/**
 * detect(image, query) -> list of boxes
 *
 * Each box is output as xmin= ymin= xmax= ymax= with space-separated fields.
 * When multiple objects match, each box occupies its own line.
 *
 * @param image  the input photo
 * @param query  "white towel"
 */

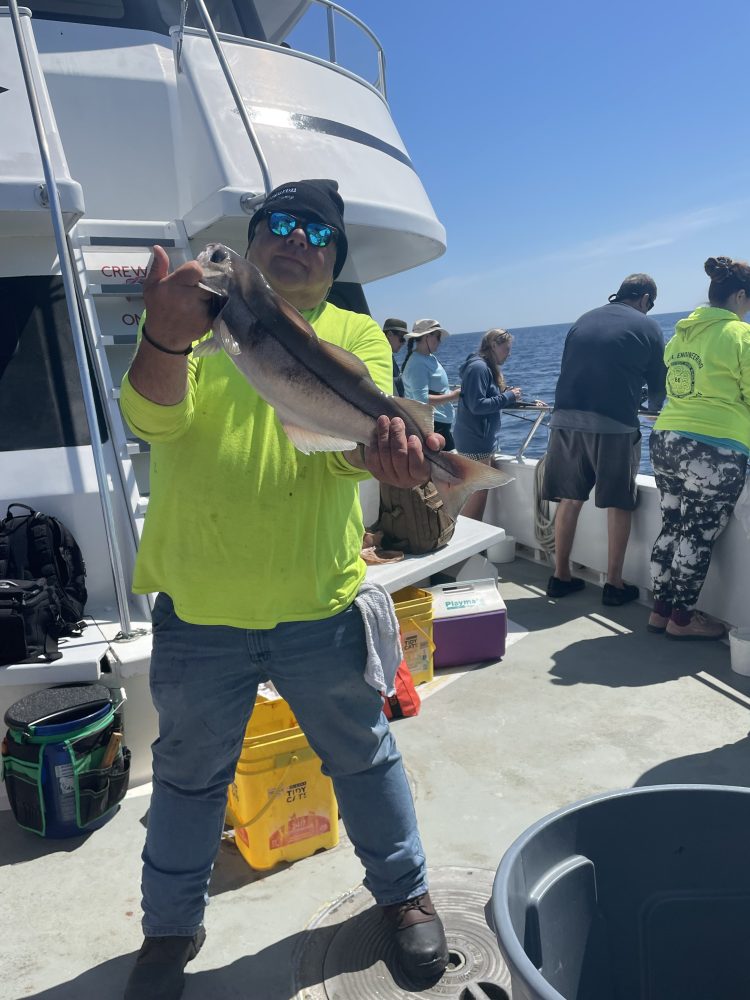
xmin=354 ymin=580 xmax=403 ymax=696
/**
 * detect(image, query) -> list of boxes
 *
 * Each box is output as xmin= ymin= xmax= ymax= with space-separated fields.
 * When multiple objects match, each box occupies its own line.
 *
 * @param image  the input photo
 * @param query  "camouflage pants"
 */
xmin=650 ymin=430 xmax=747 ymax=610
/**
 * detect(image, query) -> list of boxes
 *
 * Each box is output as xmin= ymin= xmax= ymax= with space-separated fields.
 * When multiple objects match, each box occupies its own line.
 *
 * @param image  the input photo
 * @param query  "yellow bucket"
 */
xmin=392 ymin=586 xmax=435 ymax=686
xmin=226 ymin=697 xmax=339 ymax=870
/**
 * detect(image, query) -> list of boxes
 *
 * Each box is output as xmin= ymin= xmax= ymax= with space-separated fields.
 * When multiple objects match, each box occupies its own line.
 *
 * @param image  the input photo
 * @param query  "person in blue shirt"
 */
xmin=401 ymin=319 xmax=461 ymax=450
xmin=453 ymin=329 xmax=526 ymax=520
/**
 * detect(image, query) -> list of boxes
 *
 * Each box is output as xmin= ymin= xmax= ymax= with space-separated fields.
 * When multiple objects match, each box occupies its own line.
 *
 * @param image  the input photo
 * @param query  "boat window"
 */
xmin=24 ymin=1 xmax=265 ymax=38
xmin=0 ymin=277 xmax=108 ymax=452
xmin=26 ymin=1 xmax=125 ymax=19
xmin=156 ymin=1 xmax=242 ymax=35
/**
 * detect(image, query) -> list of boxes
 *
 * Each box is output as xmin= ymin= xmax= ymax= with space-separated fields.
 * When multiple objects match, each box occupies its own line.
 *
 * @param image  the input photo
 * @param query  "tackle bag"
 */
xmin=0 ymin=503 xmax=87 ymax=665
xmin=382 ymin=659 xmax=422 ymax=721
xmin=374 ymin=481 xmax=456 ymax=556
xmin=1 ymin=683 xmax=130 ymax=837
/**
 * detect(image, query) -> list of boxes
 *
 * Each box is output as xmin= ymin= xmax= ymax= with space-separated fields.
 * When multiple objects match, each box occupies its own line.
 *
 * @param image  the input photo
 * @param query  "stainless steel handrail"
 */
xmin=502 ymin=405 xmax=661 ymax=462
xmin=176 ymin=0 xmax=388 ymax=99
xmin=310 ymin=0 xmax=388 ymax=98
xmin=175 ymin=0 xmax=388 ymax=204
xmin=7 ymin=1 xmax=135 ymax=636
xmin=186 ymin=0 xmax=273 ymax=199
xmin=505 ymin=406 xmax=552 ymax=462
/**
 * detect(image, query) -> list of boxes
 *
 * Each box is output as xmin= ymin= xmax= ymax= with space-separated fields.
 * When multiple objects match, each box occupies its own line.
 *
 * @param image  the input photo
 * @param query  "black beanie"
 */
xmin=247 ymin=178 xmax=349 ymax=279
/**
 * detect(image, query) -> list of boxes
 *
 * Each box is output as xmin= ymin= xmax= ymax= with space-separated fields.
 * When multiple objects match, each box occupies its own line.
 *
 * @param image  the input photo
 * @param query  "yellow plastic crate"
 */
xmin=226 ymin=696 xmax=339 ymax=870
xmin=246 ymin=694 xmax=299 ymax=738
xmin=392 ymin=585 xmax=435 ymax=686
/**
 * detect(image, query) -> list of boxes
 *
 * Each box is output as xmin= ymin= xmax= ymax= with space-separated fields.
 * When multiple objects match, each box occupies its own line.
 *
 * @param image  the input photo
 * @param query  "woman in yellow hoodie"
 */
xmin=649 ymin=256 xmax=750 ymax=640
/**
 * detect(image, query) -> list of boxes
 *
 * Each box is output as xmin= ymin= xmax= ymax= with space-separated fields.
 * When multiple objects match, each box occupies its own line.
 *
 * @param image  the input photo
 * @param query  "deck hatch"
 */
xmin=292 ymin=866 xmax=512 ymax=999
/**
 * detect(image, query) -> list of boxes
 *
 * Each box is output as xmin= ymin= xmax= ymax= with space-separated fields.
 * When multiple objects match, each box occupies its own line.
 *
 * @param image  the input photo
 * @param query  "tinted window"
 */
xmin=27 ymin=1 xmax=124 ymax=18
xmin=0 ymin=276 xmax=108 ymax=451
xmin=25 ymin=0 xmax=264 ymax=38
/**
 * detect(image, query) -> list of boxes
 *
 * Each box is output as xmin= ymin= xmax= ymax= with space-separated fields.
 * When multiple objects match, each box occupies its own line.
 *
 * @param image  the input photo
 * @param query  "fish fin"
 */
xmin=217 ymin=319 xmax=242 ymax=356
xmin=273 ymin=295 xmax=320 ymax=343
xmin=393 ymin=397 xmax=437 ymax=438
xmin=428 ymin=452 xmax=515 ymax=521
xmin=317 ymin=339 xmax=373 ymax=379
xmin=196 ymin=281 xmax=227 ymax=298
xmin=281 ymin=422 xmax=357 ymax=455
xmin=191 ymin=335 xmax=222 ymax=357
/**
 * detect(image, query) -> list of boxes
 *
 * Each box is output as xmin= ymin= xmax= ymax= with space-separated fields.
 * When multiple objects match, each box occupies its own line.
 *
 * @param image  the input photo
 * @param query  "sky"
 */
xmin=293 ymin=0 xmax=750 ymax=331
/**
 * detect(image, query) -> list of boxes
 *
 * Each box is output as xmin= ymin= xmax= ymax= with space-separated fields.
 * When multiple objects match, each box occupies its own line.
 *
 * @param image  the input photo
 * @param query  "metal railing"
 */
xmin=503 ymin=405 xmax=553 ymax=461
xmin=178 ymin=0 xmax=273 ymax=201
xmin=314 ymin=0 xmax=388 ymax=98
xmin=172 ymin=0 xmax=388 ymax=207
xmin=7 ymin=1 xmax=136 ymax=637
xmin=502 ymin=405 xmax=661 ymax=462
xmin=176 ymin=1 xmax=387 ymax=98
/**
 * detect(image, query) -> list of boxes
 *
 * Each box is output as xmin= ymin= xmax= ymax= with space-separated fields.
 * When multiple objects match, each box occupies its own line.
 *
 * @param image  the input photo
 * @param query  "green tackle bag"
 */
xmin=1 ymin=684 xmax=130 ymax=838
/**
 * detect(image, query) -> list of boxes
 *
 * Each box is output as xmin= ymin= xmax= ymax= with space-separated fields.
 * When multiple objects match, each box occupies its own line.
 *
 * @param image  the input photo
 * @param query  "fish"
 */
xmin=193 ymin=243 xmax=513 ymax=520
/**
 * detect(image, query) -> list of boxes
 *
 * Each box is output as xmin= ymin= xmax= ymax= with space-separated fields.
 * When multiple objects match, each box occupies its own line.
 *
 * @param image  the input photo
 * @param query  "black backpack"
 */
xmin=0 ymin=504 xmax=87 ymax=665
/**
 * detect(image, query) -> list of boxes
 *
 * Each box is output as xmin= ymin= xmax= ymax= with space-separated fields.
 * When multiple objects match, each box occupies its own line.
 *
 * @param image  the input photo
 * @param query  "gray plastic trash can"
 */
xmin=492 ymin=784 xmax=750 ymax=1000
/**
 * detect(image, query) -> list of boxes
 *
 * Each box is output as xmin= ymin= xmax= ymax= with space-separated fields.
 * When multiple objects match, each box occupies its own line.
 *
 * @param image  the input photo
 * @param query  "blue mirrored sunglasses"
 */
xmin=266 ymin=211 xmax=336 ymax=248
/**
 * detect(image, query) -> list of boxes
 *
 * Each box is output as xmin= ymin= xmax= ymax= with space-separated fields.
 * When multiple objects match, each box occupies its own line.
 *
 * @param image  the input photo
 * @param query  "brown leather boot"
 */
xmin=382 ymin=891 xmax=449 ymax=983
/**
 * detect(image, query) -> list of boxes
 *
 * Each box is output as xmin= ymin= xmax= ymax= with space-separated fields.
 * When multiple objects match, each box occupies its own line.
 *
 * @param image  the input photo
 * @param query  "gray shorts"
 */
xmin=541 ymin=428 xmax=642 ymax=510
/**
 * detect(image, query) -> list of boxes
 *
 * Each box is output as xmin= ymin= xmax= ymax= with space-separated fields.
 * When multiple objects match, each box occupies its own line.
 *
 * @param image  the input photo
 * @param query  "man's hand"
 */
xmin=141 ymin=245 xmax=214 ymax=352
xmin=359 ymin=415 xmax=444 ymax=488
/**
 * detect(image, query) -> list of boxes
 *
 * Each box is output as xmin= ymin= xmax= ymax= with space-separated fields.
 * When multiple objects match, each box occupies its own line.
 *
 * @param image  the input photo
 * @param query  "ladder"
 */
xmin=67 ymin=220 xmax=194 ymax=541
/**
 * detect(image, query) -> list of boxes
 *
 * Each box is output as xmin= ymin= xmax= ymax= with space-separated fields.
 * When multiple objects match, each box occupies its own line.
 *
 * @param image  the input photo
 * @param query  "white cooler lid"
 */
xmin=426 ymin=578 xmax=506 ymax=619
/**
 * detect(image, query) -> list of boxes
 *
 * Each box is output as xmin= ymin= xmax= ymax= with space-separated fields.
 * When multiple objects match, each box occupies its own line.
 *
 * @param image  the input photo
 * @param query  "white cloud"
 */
xmin=365 ymin=196 xmax=750 ymax=329
xmin=546 ymin=200 xmax=750 ymax=264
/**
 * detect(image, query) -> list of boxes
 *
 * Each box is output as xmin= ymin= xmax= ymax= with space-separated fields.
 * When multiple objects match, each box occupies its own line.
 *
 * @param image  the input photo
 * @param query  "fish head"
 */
xmin=195 ymin=243 xmax=280 ymax=342
xmin=196 ymin=243 xmax=248 ymax=296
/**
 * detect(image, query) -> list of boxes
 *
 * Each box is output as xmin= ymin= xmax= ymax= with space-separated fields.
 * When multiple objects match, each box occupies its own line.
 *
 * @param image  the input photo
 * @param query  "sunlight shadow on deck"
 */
xmin=19 ymin=919 xmax=360 ymax=1000
xmin=0 ymin=809 xmax=98 ymax=867
xmin=548 ymin=631 xmax=708 ymax=688
xmin=208 ymin=830 xmax=348 ymax=897
xmin=635 ymin=733 xmax=750 ymax=789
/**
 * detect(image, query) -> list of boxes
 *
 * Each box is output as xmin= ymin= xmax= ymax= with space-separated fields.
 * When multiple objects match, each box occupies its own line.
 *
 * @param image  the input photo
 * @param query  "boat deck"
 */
xmin=4 ymin=557 xmax=749 ymax=1000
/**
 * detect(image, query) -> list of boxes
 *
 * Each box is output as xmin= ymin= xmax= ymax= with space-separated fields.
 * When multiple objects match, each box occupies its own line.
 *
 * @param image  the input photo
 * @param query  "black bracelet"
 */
xmin=141 ymin=324 xmax=192 ymax=356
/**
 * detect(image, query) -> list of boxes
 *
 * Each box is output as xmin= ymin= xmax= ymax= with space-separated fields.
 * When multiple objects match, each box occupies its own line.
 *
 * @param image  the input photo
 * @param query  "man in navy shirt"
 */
xmin=542 ymin=274 xmax=666 ymax=605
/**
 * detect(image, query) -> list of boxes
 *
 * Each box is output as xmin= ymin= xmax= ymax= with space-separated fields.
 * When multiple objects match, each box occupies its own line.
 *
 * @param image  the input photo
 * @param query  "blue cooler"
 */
xmin=2 ymin=683 xmax=130 ymax=838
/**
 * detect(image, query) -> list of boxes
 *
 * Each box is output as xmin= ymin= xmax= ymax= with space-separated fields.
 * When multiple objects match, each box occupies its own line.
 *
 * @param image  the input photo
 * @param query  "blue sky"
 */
xmin=296 ymin=1 xmax=750 ymax=331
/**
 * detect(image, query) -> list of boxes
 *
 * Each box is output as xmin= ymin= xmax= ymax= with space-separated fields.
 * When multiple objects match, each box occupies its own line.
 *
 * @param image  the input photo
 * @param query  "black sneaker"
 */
xmin=123 ymin=927 xmax=206 ymax=1000
xmin=382 ymin=892 xmax=449 ymax=983
xmin=546 ymin=575 xmax=585 ymax=598
xmin=602 ymin=583 xmax=639 ymax=606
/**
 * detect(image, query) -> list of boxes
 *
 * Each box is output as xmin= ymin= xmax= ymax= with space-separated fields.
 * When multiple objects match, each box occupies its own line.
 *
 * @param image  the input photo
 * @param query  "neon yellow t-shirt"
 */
xmin=120 ymin=301 xmax=391 ymax=628
xmin=654 ymin=306 xmax=750 ymax=450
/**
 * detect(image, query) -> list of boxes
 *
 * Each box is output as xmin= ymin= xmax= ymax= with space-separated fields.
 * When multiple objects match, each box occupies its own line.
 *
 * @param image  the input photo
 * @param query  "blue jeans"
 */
xmin=141 ymin=593 xmax=427 ymax=936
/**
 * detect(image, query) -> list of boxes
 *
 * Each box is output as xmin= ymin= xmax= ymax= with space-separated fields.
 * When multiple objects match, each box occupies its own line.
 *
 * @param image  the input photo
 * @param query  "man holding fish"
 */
xmin=121 ymin=179 xmax=507 ymax=999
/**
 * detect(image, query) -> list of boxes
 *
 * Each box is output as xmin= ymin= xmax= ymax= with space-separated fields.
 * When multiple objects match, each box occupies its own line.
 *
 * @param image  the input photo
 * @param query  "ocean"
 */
xmin=395 ymin=312 xmax=687 ymax=474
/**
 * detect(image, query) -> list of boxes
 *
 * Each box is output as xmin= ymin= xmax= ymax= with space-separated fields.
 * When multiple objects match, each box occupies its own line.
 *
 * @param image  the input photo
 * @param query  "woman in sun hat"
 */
xmin=648 ymin=256 xmax=750 ymax=641
xmin=401 ymin=318 xmax=461 ymax=450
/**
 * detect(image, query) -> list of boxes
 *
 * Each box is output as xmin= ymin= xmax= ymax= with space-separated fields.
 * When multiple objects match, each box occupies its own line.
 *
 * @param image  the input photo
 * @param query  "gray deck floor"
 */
xmin=4 ymin=558 xmax=750 ymax=1000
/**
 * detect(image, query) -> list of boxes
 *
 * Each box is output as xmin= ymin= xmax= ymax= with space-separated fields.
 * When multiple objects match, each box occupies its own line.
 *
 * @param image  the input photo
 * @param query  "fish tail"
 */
xmin=428 ymin=452 xmax=514 ymax=521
